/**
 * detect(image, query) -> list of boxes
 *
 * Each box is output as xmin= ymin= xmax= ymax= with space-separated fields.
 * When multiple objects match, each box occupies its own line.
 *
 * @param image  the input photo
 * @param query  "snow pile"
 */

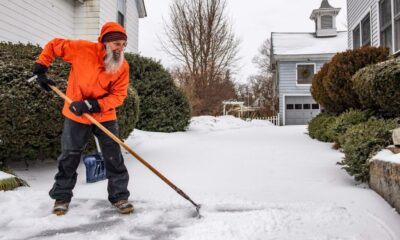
xmin=0 ymin=171 xmax=15 ymax=181
xmin=188 ymin=115 xmax=272 ymax=132
xmin=371 ymin=149 xmax=400 ymax=164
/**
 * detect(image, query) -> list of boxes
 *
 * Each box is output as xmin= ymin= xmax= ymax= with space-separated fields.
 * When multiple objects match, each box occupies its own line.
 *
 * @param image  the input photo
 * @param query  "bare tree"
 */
xmin=163 ymin=0 xmax=240 ymax=115
xmin=247 ymin=38 xmax=278 ymax=115
xmin=252 ymin=38 xmax=272 ymax=77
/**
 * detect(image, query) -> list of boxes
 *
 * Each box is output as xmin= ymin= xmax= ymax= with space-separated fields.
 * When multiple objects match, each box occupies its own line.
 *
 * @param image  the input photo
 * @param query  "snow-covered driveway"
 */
xmin=2 ymin=116 xmax=400 ymax=240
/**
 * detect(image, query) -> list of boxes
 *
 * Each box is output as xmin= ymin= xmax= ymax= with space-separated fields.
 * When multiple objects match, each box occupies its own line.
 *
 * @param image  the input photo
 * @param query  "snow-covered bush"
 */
xmin=0 ymin=42 xmax=139 ymax=164
xmin=125 ymin=53 xmax=191 ymax=132
xmin=307 ymin=112 xmax=337 ymax=142
xmin=352 ymin=58 xmax=400 ymax=118
xmin=339 ymin=118 xmax=399 ymax=182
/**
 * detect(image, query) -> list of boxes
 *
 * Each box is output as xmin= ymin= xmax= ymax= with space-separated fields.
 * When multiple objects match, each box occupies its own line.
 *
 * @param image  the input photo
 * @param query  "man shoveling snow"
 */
xmin=32 ymin=22 xmax=133 ymax=216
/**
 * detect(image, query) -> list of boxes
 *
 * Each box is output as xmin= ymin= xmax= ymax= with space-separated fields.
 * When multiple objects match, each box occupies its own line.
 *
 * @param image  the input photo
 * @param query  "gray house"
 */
xmin=347 ymin=0 xmax=399 ymax=54
xmin=270 ymin=0 xmax=347 ymax=125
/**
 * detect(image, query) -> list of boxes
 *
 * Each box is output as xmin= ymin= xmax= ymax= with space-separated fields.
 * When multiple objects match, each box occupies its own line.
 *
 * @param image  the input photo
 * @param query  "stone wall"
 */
xmin=369 ymin=158 xmax=400 ymax=212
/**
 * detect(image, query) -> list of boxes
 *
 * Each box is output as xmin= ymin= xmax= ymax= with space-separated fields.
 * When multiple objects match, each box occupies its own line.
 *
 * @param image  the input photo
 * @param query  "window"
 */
xmin=380 ymin=0 xmax=393 ymax=52
xmin=286 ymin=104 xmax=294 ymax=110
xmin=117 ymin=0 xmax=127 ymax=27
xmin=303 ymin=104 xmax=311 ymax=110
xmin=295 ymin=104 xmax=302 ymax=110
xmin=297 ymin=64 xmax=315 ymax=84
xmin=395 ymin=0 xmax=400 ymax=51
xmin=361 ymin=13 xmax=371 ymax=46
xmin=321 ymin=15 xmax=333 ymax=29
xmin=312 ymin=104 xmax=320 ymax=109
xmin=353 ymin=25 xmax=361 ymax=49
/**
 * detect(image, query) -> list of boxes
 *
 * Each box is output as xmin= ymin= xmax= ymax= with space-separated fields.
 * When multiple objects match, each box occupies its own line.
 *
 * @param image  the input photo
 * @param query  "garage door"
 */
xmin=285 ymin=96 xmax=320 ymax=125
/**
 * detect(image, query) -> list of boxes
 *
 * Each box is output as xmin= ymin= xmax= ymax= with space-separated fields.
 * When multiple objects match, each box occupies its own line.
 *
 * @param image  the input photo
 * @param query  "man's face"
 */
xmin=104 ymin=40 xmax=126 ymax=73
xmin=106 ymin=40 xmax=127 ymax=58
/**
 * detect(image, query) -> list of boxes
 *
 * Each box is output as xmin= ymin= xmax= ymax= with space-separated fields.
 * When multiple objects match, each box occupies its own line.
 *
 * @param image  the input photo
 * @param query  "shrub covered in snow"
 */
xmin=0 ymin=42 xmax=139 ymax=164
xmin=352 ymin=58 xmax=400 ymax=118
xmin=339 ymin=118 xmax=399 ymax=182
xmin=307 ymin=112 xmax=337 ymax=142
xmin=125 ymin=53 xmax=191 ymax=132
xmin=312 ymin=47 xmax=389 ymax=114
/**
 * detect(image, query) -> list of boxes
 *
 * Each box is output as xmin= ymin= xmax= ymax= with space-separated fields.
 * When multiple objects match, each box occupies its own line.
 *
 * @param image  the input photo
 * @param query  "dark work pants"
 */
xmin=49 ymin=118 xmax=130 ymax=203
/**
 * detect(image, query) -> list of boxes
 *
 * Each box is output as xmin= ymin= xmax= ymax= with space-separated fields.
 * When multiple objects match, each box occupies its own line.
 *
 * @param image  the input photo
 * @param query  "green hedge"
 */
xmin=313 ymin=47 xmax=389 ymax=114
xmin=339 ymin=118 xmax=399 ymax=182
xmin=352 ymin=58 xmax=400 ymax=118
xmin=308 ymin=112 xmax=337 ymax=142
xmin=0 ymin=42 xmax=139 ymax=164
xmin=310 ymin=63 xmax=338 ymax=113
xmin=327 ymin=109 xmax=370 ymax=146
xmin=125 ymin=53 xmax=191 ymax=132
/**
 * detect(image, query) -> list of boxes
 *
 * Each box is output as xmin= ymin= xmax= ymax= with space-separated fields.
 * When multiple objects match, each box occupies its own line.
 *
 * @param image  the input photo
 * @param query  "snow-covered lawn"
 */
xmin=1 ymin=116 xmax=400 ymax=240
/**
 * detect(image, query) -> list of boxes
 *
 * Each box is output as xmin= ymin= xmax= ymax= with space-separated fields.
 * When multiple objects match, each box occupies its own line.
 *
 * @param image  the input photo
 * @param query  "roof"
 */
xmin=271 ymin=31 xmax=348 ymax=56
xmin=320 ymin=0 xmax=333 ymax=9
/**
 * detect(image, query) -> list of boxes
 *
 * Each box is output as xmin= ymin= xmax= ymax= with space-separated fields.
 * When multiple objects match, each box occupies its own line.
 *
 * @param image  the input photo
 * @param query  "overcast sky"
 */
xmin=138 ymin=0 xmax=347 ymax=84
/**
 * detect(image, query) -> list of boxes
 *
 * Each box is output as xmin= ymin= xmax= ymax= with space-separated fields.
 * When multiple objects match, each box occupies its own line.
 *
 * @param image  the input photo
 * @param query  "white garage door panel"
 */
xmin=285 ymin=96 xmax=320 ymax=125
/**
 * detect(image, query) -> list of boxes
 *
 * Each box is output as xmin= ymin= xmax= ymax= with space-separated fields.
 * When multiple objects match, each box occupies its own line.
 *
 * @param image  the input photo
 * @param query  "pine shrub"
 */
xmin=327 ymin=109 xmax=370 ymax=146
xmin=0 ymin=42 xmax=139 ymax=164
xmin=308 ymin=112 xmax=337 ymax=142
xmin=322 ymin=47 xmax=389 ymax=114
xmin=352 ymin=58 xmax=400 ymax=118
xmin=339 ymin=118 xmax=399 ymax=182
xmin=125 ymin=53 xmax=191 ymax=132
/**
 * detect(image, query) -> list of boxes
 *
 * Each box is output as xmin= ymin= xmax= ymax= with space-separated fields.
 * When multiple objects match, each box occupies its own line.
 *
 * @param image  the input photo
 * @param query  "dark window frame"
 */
xmin=380 ymin=0 xmax=393 ymax=52
xmin=117 ymin=0 xmax=127 ymax=27
xmin=295 ymin=104 xmax=302 ymax=110
xmin=353 ymin=25 xmax=361 ymax=49
xmin=312 ymin=104 xmax=320 ymax=109
xmin=361 ymin=13 xmax=371 ymax=46
xmin=286 ymin=104 xmax=294 ymax=110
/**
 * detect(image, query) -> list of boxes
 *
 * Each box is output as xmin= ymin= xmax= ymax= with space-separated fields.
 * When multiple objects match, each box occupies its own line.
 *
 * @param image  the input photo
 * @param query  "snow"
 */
xmin=272 ymin=31 xmax=348 ymax=55
xmin=1 ymin=116 xmax=400 ymax=240
xmin=371 ymin=149 xmax=400 ymax=164
xmin=0 ymin=171 xmax=15 ymax=181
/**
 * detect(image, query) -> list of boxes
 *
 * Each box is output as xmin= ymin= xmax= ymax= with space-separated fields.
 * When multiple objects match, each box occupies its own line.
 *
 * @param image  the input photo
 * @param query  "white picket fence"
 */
xmin=247 ymin=113 xmax=281 ymax=126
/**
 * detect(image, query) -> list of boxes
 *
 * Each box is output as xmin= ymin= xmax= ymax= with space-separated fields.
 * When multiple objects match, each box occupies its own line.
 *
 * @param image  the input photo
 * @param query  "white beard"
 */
xmin=104 ymin=45 xmax=124 ymax=74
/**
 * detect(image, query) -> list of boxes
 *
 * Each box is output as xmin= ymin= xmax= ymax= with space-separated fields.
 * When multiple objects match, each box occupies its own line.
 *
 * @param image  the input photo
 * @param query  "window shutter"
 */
xmin=321 ymin=15 xmax=333 ymax=29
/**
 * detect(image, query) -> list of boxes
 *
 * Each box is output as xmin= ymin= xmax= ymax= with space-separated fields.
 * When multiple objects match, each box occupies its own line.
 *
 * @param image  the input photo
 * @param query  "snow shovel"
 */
xmin=28 ymin=76 xmax=202 ymax=218
xmin=82 ymin=136 xmax=106 ymax=183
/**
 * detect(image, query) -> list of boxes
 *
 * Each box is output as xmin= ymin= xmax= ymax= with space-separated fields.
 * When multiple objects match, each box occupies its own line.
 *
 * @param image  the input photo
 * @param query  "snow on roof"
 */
xmin=272 ymin=31 xmax=348 ymax=56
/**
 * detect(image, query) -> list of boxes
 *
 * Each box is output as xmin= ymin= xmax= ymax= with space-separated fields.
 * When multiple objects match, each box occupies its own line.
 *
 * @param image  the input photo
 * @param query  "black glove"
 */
xmin=32 ymin=63 xmax=56 ymax=91
xmin=69 ymin=99 xmax=101 ymax=116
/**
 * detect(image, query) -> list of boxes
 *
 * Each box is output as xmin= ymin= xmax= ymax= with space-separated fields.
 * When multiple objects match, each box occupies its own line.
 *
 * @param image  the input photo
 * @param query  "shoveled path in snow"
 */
xmin=2 ymin=117 xmax=400 ymax=240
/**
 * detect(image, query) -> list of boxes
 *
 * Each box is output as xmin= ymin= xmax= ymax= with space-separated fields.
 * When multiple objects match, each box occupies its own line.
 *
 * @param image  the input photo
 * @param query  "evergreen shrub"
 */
xmin=321 ymin=47 xmax=389 ymax=114
xmin=311 ymin=63 xmax=338 ymax=113
xmin=339 ymin=118 xmax=399 ymax=182
xmin=352 ymin=58 xmax=400 ymax=118
xmin=327 ymin=109 xmax=370 ymax=146
xmin=0 ymin=42 xmax=139 ymax=164
xmin=308 ymin=112 xmax=337 ymax=142
xmin=125 ymin=53 xmax=191 ymax=132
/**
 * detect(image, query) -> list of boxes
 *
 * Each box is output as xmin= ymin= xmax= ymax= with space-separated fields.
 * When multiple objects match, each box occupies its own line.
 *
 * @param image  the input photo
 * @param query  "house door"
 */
xmin=285 ymin=96 xmax=320 ymax=125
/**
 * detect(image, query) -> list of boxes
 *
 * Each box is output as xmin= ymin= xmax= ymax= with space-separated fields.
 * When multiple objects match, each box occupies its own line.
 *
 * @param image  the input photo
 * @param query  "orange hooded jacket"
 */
xmin=36 ymin=22 xmax=130 ymax=124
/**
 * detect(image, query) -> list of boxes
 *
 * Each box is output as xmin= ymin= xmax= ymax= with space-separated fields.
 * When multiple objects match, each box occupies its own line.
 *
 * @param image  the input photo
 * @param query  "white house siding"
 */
xmin=0 ymin=0 xmax=75 ymax=46
xmin=73 ymin=0 xmax=100 ymax=41
xmin=99 ymin=0 xmax=139 ymax=53
xmin=278 ymin=60 xmax=327 ymax=125
xmin=347 ymin=0 xmax=379 ymax=49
